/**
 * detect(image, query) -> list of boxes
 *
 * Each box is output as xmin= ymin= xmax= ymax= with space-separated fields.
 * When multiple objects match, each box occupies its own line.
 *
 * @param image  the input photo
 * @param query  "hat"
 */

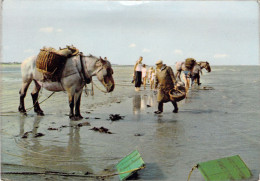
xmin=155 ymin=60 xmax=163 ymax=65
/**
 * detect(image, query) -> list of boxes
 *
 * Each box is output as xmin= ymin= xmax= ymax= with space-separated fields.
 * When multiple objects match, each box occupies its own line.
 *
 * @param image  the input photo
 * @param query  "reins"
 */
xmin=82 ymin=56 xmax=109 ymax=95
xmin=79 ymin=54 xmax=91 ymax=84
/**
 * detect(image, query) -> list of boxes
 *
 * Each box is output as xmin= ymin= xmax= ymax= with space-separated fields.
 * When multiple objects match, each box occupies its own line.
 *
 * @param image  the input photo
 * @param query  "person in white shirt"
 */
xmin=142 ymin=64 xmax=147 ymax=89
xmin=148 ymin=67 xmax=153 ymax=84
xmin=133 ymin=56 xmax=143 ymax=91
xmin=150 ymin=69 xmax=156 ymax=90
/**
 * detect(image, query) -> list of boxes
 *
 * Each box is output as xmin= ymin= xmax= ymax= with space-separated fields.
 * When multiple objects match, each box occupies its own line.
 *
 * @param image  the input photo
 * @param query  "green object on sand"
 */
xmin=116 ymin=150 xmax=145 ymax=180
xmin=198 ymin=155 xmax=252 ymax=181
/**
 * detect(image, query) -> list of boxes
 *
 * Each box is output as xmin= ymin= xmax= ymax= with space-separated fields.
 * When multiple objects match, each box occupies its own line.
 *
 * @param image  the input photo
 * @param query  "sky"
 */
xmin=2 ymin=0 xmax=259 ymax=65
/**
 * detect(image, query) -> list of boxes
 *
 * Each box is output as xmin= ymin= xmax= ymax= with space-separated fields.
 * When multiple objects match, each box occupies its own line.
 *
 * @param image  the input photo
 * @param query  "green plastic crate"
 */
xmin=198 ymin=155 xmax=252 ymax=181
xmin=116 ymin=150 xmax=145 ymax=180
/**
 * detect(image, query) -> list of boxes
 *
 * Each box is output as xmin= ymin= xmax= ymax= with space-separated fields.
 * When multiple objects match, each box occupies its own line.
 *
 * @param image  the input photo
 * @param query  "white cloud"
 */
xmin=142 ymin=48 xmax=151 ymax=53
xmin=56 ymin=29 xmax=63 ymax=33
xmin=174 ymin=49 xmax=183 ymax=55
xmin=24 ymin=49 xmax=34 ymax=53
xmin=119 ymin=1 xmax=150 ymax=6
xmin=129 ymin=43 xmax=136 ymax=48
xmin=214 ymin=54 xmax=228 ymax=59
xmin=39 ymin=27 xmax=54 ymax=33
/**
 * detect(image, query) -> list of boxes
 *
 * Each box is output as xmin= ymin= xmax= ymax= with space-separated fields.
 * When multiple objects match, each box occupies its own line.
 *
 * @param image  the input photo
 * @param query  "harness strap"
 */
xmin=80 ymin=54 xmax=91 ymax=84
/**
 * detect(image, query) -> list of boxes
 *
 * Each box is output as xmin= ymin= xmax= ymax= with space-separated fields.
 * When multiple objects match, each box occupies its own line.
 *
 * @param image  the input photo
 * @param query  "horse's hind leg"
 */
xmin=18 ymin=80 xmax=32 ymax=114
xmin=67 ymin=90 xmax=75 ymax=119
xmin=74 ymin=90 xmax=83 ymax=120
xmin=31 ymin=80 xmax=44 ymax=116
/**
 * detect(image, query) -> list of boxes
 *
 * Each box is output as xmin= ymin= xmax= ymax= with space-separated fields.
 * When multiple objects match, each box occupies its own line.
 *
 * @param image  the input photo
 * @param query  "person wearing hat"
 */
xmin=133 ymin=56 xmax=143 ymax=91
xmin=154 ymin=60 xmax=178 ymax=114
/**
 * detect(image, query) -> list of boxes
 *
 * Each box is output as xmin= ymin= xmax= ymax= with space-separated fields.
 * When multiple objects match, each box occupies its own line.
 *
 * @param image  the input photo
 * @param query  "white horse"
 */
xmin=18 ymin=54 xmax=115 ymax=120
xmin=175 ymin=61 xmax=211 ymax=81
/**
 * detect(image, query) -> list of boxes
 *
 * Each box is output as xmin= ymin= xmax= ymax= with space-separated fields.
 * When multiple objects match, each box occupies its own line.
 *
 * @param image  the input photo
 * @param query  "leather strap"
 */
xmin=80 ymin=54 xmax=91 ymax=84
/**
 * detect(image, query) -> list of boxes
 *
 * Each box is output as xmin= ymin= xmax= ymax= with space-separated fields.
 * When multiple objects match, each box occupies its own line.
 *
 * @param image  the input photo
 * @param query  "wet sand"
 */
xmin=1 ymin=65 xmax=260 ymax=181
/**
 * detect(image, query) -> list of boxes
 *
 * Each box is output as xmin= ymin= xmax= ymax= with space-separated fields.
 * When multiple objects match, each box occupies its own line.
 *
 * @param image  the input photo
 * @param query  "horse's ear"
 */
xmin=99 ymin=56 xmax=107 ymax=64
xmin=206 ymin=61 xmax=209 ymax=64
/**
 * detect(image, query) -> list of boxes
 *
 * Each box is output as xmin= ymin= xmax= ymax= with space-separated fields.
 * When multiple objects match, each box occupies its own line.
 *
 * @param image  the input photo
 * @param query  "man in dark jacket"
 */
xmin=154 ymin=60 xmax=178 ymax=114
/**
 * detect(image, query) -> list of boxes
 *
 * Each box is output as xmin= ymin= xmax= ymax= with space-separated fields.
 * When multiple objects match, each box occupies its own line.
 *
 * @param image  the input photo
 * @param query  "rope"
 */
xmin=0 ymin=91 xmax=55 ymax=116
xmin=92 ymin=81 xmax=108 ymax=94
xmin=26 ymin=91 xmax=55 ymax=112
xmin=187 ymin=164 xmax=198 ymax=181
xmin=1 ymin=164 xmax=145 ymax=179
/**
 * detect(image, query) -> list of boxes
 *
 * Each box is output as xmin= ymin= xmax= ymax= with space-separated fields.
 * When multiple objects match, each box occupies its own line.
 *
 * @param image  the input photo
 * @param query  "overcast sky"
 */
xmin=2 ymin=0 xmax=259 ymax=65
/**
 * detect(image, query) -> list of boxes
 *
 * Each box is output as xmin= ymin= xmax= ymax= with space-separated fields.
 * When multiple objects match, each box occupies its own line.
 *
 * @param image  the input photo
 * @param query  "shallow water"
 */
xmin=1 ymin=64 xmax=260 ymax=180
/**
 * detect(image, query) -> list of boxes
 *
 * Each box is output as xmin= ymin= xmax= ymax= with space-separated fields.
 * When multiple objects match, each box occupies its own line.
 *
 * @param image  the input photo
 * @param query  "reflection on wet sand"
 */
xmin=133 ymin=94 xmax=141 ymax=114
xmin=133 ymin=92 xmax=157 ymax=115
xmin=18 ymin=115 xmax=92 ymax=173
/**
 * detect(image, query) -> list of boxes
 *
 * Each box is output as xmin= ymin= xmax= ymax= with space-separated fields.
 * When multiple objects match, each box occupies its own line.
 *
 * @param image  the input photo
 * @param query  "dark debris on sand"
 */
xmin=47 ymin=127 xmax=58 ymax=131
xmin=77 ymin=122 xmax=91 ymax=127
xmin=21 ymin=131 xmax=32 ymax=138
xmin=90 ymin=127 xmax=113 ymax=134
xmin=48 ymin=122 xmax=91 ymax=131
xmin=34 ymin=133 xmax=45 ymax=138
xmin=109 ymin=114 xmax=125 ymax=121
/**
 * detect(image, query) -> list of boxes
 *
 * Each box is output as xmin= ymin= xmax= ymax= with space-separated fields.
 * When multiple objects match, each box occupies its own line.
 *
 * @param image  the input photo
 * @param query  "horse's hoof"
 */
xmin=154 ymin=110 xmax=162 ymax=114
xmin=173 ymin=109 xmax=178 ymax=113
xmin=74 ymin=115 xmax=83 ymax=121
xmin=76 ymin=114 xmax=83 ymax=119
xmin=70 ymin=116 xmax=81 ymax=121
xmin=18 ymin=107 xmax=26 ymax=113
xmin=20 ymin=112 xmax=27 ymax=116
xmin=37 ymin=111 xmax=44 ymax=116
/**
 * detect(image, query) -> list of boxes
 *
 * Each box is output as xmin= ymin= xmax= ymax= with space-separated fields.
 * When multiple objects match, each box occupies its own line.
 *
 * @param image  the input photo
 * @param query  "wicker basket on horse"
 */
xmin=185 ymin=58 xmax=196 ymax=69
xmin=36 ymin=48 xmax=67 ymax=76
xmin=169 ymin=88 xmax=186 ymax=102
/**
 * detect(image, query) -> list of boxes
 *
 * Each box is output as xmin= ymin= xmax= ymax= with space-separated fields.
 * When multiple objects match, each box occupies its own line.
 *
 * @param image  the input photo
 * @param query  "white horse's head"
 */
xmin=94 ymin=57 xmax=115 ymax=92
xmin=198 ymin=61 xmax=211 ymax=72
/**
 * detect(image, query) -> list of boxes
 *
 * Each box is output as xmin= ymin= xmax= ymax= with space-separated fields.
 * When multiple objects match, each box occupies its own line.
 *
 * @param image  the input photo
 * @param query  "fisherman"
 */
xmin=154 ymin=60 xmax=178 ymax=114
xmin=183 ymin=58 xmax=196 ymax=92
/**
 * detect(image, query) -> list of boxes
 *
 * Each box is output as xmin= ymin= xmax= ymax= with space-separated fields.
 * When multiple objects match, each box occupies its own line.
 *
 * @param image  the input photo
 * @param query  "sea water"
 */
xmin=1 ymin=64 xmax=260 ymax=180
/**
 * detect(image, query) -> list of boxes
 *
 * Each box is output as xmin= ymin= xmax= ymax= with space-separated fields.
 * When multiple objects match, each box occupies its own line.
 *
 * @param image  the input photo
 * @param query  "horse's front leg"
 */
xmin=68 ymin=93 xmax=75 ymax=119
xmin=31 ymin=80 xmax=44 ymax=116
xmin=197 ymin=74 xmax=201 ymax=85
xmin=74 ymin=90 xmax=83 ymax=120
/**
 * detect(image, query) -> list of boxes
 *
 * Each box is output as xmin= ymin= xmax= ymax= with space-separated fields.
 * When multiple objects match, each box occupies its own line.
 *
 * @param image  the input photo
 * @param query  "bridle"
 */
xmin=95 ymin=58 xmax=113 ymax=76
xmin=200 ymin=62 xmax=211 ymax=72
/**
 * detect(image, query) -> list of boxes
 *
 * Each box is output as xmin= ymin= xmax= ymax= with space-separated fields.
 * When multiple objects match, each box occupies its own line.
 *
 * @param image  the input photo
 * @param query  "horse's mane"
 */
xmin=82 ymin=54 xmax=97 ymax=58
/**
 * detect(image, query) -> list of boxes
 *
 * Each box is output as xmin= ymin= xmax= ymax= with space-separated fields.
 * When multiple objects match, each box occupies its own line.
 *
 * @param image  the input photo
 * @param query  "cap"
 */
xmin=155 ymin=60 xmax=163 ymax=65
